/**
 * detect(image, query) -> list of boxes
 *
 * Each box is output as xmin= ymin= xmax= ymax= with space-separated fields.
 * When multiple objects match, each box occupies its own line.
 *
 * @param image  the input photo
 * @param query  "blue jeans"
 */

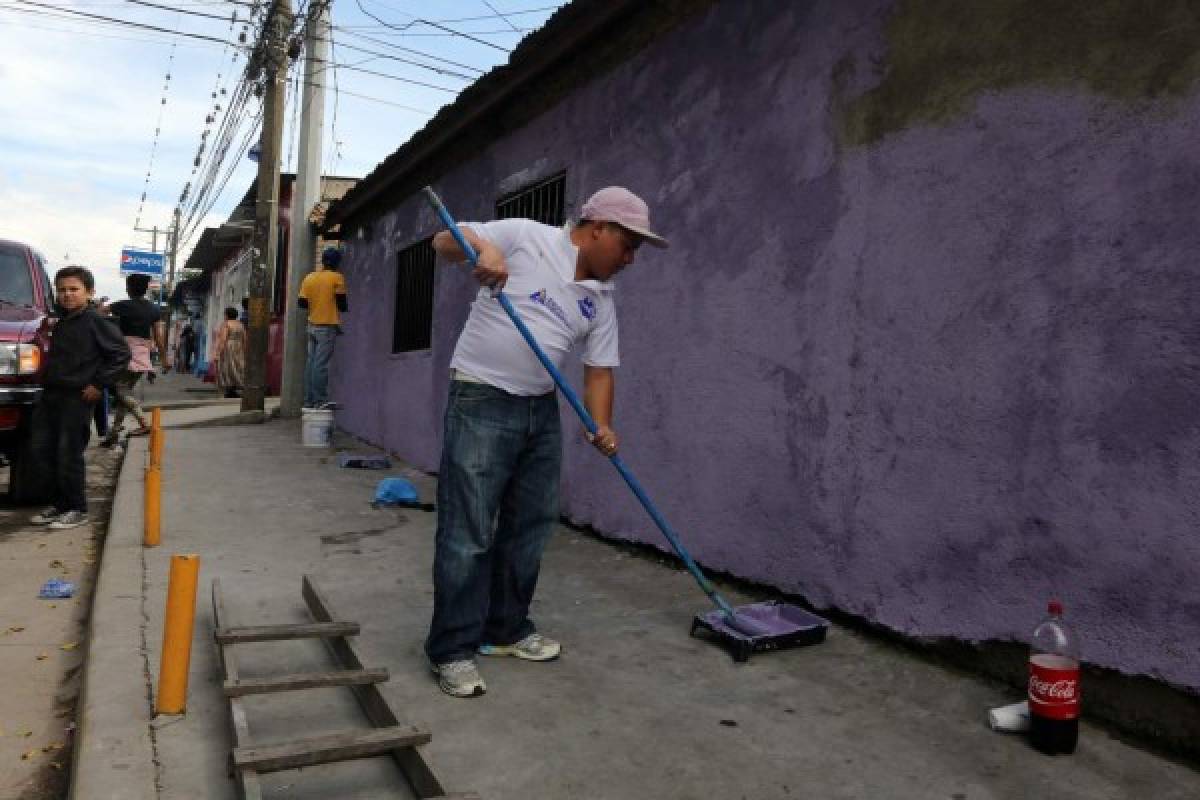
xmin=304 ymin=324 xmax=338 ymax=407
xmin=425 ymin=381 xmax=562 ymax=665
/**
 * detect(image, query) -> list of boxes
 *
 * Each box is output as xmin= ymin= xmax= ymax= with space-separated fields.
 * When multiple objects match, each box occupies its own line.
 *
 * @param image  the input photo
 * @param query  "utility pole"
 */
xmin=163 ymin=208 xmax=182 ymax=365
xmin=167 ymin=208 xmax=181 ymax=290
xmin=242 ymin=0 xmax=293 ymax=412
xmin=280 ymin=0 xmax=330 ymax=417
xmin=134 ymin=225 xmax=161 ymax=253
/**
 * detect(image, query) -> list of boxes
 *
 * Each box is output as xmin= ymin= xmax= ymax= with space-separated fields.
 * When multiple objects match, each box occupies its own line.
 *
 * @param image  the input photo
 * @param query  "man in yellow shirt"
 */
xmin=297 ymin=247 xmax=348 ymax=409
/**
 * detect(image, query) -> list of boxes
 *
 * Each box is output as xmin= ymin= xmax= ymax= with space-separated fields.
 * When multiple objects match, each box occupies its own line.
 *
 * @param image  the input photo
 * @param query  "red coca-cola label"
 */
xmin=1029 ymin=654 xmax=1080 ymax=720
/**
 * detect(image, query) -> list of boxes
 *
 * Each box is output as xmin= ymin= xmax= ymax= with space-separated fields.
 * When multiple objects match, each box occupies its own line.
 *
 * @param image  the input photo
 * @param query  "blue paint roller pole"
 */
xmin=422 ymin=187 xmax=769 ymax=639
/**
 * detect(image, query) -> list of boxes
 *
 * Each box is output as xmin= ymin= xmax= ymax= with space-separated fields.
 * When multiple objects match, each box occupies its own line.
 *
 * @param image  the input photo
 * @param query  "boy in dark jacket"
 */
xmin=30 ymin=266 xmax=129 ymax=529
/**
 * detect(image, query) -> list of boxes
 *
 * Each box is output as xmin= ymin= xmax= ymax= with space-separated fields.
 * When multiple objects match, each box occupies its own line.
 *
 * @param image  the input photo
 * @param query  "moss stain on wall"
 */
xmin=841 ymin=0 xmax=1200 ymax=146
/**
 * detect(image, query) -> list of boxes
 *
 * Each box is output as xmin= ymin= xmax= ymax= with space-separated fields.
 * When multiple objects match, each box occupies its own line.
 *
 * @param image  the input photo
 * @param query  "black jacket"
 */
xmin=44 ymin=307 xmax=130 ymax=390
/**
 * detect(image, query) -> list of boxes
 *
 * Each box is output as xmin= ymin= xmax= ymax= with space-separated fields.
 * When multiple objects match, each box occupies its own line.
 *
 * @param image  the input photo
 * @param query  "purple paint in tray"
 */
xmin=690 ymin=601 xmax=828 ymax=662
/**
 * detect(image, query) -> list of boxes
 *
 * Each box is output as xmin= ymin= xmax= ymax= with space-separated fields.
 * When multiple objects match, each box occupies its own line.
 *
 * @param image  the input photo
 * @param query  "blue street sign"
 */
xmin=120 ymin=248 xmax=165 ymax=277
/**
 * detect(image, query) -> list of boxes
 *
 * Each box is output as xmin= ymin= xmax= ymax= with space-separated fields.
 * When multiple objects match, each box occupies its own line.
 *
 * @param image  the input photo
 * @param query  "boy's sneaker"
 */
xmin=49 ymin=511 xmax=89 ymax=530
xmin=30 ymin=507 xmax=61 ymax=525
xmin=431 ymin=659 xmax=486 ymax=698
xmin=478 ymin=633 xmax=561 ymax=662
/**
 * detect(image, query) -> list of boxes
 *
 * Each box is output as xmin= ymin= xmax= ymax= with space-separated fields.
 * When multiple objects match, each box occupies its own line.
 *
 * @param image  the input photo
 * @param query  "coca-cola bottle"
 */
xmin=1028 ymin=599 xmax=1080 ymax=754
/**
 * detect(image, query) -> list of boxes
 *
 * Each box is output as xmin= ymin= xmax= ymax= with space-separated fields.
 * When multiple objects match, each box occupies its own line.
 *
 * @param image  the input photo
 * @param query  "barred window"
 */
xmin=393 ymin=237 xmax=436 ymax=353
xmin=495 ymin=171 xmax=566 ymax=227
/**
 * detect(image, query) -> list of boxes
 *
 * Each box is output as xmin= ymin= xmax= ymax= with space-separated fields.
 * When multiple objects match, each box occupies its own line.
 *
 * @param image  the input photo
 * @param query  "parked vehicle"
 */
xmin=0 ymin=238 xmax=56 ymax=504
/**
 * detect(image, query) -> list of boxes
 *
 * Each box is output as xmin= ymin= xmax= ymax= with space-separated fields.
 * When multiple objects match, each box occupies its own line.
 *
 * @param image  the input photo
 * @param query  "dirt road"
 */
xmin=0 ymin=443 xmax=122 ymax=799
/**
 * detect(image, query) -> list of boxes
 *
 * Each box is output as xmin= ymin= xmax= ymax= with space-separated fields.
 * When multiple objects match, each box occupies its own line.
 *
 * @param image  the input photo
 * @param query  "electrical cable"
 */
xmin=120 ymin=0 xmax=232 ymax=21
xmin=482 ymin=0 xmax=521 ymax=34
xmin=0 ymin=3 xmax=229 ymax=47
xmin=307 ymin=33 xmax=475 ymax=80
xmin=323 ymin=18 xmax=340 ymax=177
xmin=11 ymin=0 xmax=244 ymax=45
xmin=132 ymin=41 xmax=177 ymax=234
xmin=331 ymin=26 xmax=484 ymax=75
xmin=354 ymin=0 xmax=510 ymax=53
xmin=173 ymin=1 xmax=250 ymax=230
xmin=306 ymin=82 xmax=430 ymax=114
xmin=306 ymin=57 xmax=458 ymax=93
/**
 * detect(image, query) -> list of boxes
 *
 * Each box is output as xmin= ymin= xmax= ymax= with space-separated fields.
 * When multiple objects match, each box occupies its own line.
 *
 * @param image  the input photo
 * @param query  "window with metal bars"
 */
xmin=495 ymin=171 xmax=567 ymax=227
xmin=393 ymin=237 xmax=436 ymax=353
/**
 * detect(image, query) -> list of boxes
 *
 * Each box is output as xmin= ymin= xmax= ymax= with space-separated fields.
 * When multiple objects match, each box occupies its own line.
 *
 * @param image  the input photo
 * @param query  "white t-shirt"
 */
xmin=450 ymin=218 xmax=619 ymax=396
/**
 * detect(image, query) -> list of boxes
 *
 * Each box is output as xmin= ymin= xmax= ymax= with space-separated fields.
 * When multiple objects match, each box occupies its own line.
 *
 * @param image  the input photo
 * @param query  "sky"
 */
xmin=0 ymin=0 xmax=566 ymax=301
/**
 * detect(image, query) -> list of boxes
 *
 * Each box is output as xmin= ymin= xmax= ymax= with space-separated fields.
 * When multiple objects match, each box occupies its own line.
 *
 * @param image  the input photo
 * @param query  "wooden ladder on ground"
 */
xmin=212 ymin=575 xmax=478 ymax=799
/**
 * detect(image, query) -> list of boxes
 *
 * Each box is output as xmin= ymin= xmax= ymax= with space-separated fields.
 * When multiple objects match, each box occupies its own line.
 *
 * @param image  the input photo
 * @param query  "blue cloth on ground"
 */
xmin=39 ymin=579 xmax=76 ymax=598
xmin=374 ymin=477 xmax=420 ymax=506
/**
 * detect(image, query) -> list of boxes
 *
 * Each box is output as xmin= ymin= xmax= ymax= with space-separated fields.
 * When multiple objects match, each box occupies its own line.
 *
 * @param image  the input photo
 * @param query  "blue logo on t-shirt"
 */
xmin=530 ymin=289 xmax=569 ymax=326
xmin=578 ymin=296 xmax=596 ymax=320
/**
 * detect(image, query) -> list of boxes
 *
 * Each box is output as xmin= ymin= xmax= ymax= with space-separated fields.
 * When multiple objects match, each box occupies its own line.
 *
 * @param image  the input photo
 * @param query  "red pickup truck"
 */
xmin=0 ymin=238 xmax=56 ymax=504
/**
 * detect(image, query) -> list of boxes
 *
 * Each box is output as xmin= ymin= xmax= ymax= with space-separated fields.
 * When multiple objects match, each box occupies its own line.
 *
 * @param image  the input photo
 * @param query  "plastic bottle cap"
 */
xmin=1048 ymin=599 xmax=1063 ymax=615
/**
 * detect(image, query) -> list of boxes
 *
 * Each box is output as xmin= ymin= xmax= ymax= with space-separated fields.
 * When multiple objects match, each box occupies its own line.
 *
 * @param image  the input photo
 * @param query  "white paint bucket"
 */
xmin=301 ymin=408 xmax=334 ymax=447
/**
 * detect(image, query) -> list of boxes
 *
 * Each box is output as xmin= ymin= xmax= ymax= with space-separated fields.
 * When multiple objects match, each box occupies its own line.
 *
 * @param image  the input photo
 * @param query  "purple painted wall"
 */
xmin=334 ymin=1 xmax=1200 ymax=692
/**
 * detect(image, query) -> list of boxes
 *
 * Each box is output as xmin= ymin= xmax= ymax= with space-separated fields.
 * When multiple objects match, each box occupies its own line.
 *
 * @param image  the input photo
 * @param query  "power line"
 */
xmin=332 ymin=26 xmax=484 ymax=75
xmin=174 ymin=1 xmax=248 ymax=228
xmin=0 ymin=4 xmax=229 ymax=48
xmin=309 ymin=32 xmax=476 ymax=80
xmin=10 ymin=0 xmax=245 ymax=45
xmin=132 ymin=41 xmax=177 ymax=233
xmin=307 ymin=56 xmax=459 ymax=93
xmin=342 ymin=27 xmax=531 ymax=36
xmin=307 ymin=82 xmax=430 ymax=114
xmin=424 ymin=4 xmax=561 ymax=26
xmin=354 ymin=0 xmax=510 ymax=53
xmin=482 ymin=1 xmax=521 ymax=34
xmin=120 ymin=0 xmax=234 ymax=21
xmin=323 ymin=19 xmax=340 ymax=177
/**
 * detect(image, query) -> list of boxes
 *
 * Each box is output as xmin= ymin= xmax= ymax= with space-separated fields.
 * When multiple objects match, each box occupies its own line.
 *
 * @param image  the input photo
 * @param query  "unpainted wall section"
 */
xmin=333 ymin=0 xmax=1200 ymax=692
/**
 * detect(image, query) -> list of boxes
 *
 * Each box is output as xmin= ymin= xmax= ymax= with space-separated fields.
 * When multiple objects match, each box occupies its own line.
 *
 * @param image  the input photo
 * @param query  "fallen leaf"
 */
xmin=5 ymin=626 xmax=24 ymax=634
xmin=48 ymin=604 xmax=57 ymax=609
xmin=50 ymin=762 xmax=63 ymax=770
xmin=18 ymin=730 xmax=32 ymax=738
xmin=60 ymin=642 xmax=78 ymax=652
xmin=36 ymin=653 xmax=48 ymax=661
xmin=21 ymin=749 xmax=37 ymax=761
xmin=49 ymin=559 xmax=64 ymax=569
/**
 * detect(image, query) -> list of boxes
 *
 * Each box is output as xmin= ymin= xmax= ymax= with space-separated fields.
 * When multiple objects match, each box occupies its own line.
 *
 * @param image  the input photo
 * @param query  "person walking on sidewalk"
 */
xmin=298 ymin=246 xmax=348 ymax=409
xmin=424 ymin=187 xmax=668 ymax=698
xmin=103 ymin=273 xmax=168 ymax=445
xmin=178 ymin=322 xmax=196 ymax=373
xmin=31 ymin=266 xmax=129 ymax=530
xmin=213 ymin=307 xmax=246 ymax=398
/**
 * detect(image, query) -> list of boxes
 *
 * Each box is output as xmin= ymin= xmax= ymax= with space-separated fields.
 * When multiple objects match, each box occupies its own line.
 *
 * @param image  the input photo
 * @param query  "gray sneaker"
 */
xmin=30 ymin=507 xmax=61 ymax=525
xmin=432 ymin=659 xmax=486 ymax=698
xmin=478 ymin=633 xmax=561 ymax=662
xmin=49 ymin=511 xmax=89 ymax=530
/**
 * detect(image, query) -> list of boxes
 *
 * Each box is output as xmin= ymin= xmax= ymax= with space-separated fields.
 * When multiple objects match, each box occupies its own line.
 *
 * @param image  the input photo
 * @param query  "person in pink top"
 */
xmin=102 ymin=273 xmax=168 ymax=444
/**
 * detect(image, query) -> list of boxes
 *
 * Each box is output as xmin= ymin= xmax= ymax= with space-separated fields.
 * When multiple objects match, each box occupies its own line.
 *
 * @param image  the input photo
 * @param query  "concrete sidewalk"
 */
xmin=72 ymin=412 xmax=1198 ymax=799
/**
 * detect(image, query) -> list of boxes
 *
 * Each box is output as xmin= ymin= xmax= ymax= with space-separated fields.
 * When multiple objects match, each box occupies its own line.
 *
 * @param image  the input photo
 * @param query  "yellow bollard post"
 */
xmin=144 ymin=466 xmax=161 ymax=547
xmin=150 ymin=427 xmax=165 ymax=468
xmin=149 ymin=407 xmax=164 ymax=467
xmin=156 ymin=554 xmax=200 ymax=715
